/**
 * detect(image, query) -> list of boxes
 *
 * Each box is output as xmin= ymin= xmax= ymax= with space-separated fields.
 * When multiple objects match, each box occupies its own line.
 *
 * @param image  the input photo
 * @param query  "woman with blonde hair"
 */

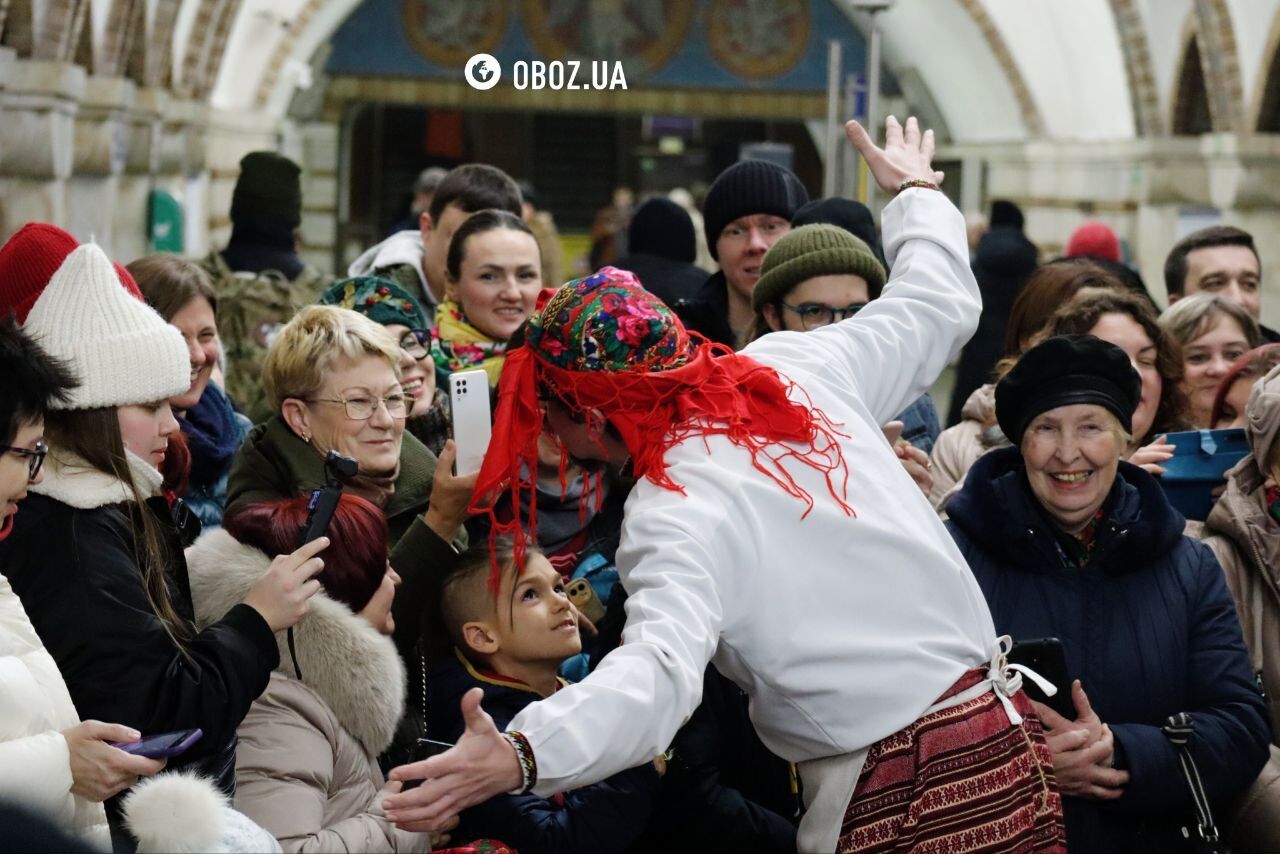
xmin=224 ymin=304 xmax=475 ymax=765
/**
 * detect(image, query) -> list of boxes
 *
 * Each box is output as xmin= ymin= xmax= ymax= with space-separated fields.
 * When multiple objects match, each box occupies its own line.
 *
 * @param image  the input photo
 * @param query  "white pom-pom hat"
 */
xmin=24 ymin=243 xmax=191 ymax=410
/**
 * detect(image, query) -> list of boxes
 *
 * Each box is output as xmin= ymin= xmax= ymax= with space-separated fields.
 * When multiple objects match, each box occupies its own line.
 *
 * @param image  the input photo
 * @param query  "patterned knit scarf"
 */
xmin=472 ymin=267 xmax=853 ymax=589
xmin=431 ymin=299 xmax=508 ymax=385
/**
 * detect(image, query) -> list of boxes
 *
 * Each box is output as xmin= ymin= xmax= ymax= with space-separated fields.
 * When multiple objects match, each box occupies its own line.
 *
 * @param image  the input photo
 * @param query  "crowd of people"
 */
xmin=0 ymin=114 xmax=1278 ymax=853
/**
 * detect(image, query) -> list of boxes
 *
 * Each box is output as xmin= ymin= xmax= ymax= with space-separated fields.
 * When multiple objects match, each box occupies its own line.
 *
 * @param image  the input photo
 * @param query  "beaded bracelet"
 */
xmin=503 ymin=731 xmax=537 ymax=795
xmin=898 ymin=178 xmax=941 ymax=194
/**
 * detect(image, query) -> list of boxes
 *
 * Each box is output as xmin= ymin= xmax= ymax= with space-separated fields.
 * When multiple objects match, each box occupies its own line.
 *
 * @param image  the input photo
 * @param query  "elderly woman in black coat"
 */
xmin=945 ymin=334 xmax=1270 ymax=852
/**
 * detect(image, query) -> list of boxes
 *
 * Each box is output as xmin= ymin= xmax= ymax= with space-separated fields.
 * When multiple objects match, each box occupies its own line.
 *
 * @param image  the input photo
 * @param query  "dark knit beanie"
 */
xmin=703 ymin=160 xmax=809 ymax=260
xmin=792 ymin=198 xmax=882 ymax=259
xmin=230 ymin=152 xmax=303 ymax=228
xmin=989 ymin=199 xmax=1025 ymax=231
xmin=996 ymin=334 xmax=1141 ymax=447
xmin=628 ymin=198 xmax=695 ymax=263
xmin=319 ymin=277 xmax=427 ymax=330
xmin=752 ymin=224 xmax=886 ymax=312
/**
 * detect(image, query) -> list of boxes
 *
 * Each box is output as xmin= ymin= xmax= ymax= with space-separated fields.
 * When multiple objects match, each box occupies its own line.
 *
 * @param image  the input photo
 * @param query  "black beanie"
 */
xmin=628 ymin=198 xmax=695 ymax=263
xmin=989 ymin=199 xmax=1025 ymax=231
xmin=703 ymin=160 xmax=809 ymax=260
xmin=792 ymin=197 xmax=885 ymax=265
xmin=996 ymin=335 xmax=1141 ymax=447
xmin=231 ymin=152 xmax=303 ymax=228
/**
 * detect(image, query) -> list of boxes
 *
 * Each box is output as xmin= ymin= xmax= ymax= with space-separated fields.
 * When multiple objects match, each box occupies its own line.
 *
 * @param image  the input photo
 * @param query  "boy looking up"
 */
xmin=429 ymin=540 xmax=656 ymax=853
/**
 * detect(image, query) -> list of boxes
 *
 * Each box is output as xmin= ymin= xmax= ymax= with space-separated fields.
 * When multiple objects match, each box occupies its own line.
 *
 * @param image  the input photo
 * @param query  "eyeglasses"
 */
xmin=306 ymin=394 xmax=409 ymax=421
xmin=398 ymin=329 xmax=431 ymax=361
xmin=3 ymin=440 xmax=48 ymax=480
xmin=781 ymin=301 xmax=868 ymax=330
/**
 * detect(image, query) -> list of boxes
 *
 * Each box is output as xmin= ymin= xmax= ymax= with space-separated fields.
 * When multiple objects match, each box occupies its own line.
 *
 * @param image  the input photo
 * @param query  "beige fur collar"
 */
xmin=184 ymin=529 xmax=405 ymax=754
xmin=30 ymin=446 xmax=164 ymax=509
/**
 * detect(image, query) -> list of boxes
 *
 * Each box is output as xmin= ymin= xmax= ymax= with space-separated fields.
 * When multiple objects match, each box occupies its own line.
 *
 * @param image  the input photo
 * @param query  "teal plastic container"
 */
xmin=1158 ymin=429 xmax=1250 ymax=521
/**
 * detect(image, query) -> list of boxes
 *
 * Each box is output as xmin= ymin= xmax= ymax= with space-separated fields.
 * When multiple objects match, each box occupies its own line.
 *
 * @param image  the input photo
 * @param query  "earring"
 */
xmin=300 ymin=432 xmax=310 ymax=443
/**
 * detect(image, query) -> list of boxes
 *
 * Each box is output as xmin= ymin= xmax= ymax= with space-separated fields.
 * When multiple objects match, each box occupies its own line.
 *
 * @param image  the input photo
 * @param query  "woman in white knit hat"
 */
xmin=0 ymin=244 xmax=328 ymax=844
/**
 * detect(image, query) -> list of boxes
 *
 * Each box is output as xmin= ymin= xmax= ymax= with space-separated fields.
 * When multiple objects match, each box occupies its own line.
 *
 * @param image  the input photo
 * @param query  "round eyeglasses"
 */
xmin=780 ymin=301 xmax=868 ymax=330
xmin=399 ymin=329 xmax=431 ymax=361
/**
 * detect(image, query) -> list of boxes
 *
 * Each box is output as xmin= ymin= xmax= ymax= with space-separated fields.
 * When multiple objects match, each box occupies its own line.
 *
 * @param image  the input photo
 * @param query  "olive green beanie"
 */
xmin=752 ymin=223 xmax=887 ymax=312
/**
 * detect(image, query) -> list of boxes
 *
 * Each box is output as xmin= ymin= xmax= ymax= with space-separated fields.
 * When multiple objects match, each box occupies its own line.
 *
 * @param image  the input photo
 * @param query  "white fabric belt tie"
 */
xmin=796 ymin=637 xmax=1059 ymax=852
xmin=922 ymin=636 xmax=1059 ymax=725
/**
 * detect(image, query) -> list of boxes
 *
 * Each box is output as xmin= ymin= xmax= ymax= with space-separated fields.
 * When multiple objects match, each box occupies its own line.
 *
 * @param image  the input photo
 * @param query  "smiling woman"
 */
xmin=435 ymin=209 xmax=544 ymax=388
xmin=0 ymin=244 xmax=331 ymax=831
xmin=225 ymin=304 xmax=478 ymax=768
xmin=1160 ymin=293 xmax=1262 ymax=428
xmin=944 ymin=333 xmax=1271 ymax=850
xmin=319 ymin=276 xmax=452 ymax=456
xmin=130 ymin=254 xmax=253 ymax=529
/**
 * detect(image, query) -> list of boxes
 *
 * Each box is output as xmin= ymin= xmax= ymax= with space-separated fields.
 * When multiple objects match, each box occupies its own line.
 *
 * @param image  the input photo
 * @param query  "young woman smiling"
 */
xmin=432 ymin=210 xmax=544 ymax=388
xmin=1160 ymin=293 xmax=1262 ymax=428
xmin=130 ymin=254 xmax=253 ymax=528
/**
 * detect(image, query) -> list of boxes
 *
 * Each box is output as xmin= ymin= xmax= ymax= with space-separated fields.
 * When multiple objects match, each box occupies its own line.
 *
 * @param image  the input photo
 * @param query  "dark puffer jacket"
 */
xmin=945 ymin=446 xmax=1270 ymax=852
xmin=427 ymin=649 xmax=657 ymax=853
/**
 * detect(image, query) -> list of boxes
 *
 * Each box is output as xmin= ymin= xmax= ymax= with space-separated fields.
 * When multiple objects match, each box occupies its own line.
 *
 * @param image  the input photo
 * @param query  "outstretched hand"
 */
xmin=845 ymin=115 xmax=944 ymax=196
xmin=383 ymin=688 xmax=523 ymax=832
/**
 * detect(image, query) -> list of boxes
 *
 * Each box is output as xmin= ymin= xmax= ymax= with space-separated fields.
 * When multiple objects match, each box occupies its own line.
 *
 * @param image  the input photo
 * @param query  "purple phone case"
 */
xmin=113 ymin=728 xmax=203 ymax=759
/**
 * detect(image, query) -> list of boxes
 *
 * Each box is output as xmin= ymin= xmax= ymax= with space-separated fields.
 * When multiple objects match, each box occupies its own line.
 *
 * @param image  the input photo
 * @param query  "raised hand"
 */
xmin=424 ymin=440 xmax=480 ymax=542
xmin=383 ymin=688 xmax=522 ymax=831
xmin=1127 ymin=435 xmax=1174 ymax=476
xmin=845 ymin=115 xmax=944 ymax=197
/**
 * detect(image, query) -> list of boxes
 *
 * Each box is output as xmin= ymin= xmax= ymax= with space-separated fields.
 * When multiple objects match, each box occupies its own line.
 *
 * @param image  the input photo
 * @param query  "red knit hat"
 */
xmin=1065 ymin=221 xmax=1121 ymax=263
xmin=0 ymin=223 xmax=142 ymax=323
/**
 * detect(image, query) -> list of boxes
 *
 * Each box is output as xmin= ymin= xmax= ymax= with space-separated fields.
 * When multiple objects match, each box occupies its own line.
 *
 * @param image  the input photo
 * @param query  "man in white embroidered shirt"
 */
xmin=383 ymin=117 xmax=1067 ymax=852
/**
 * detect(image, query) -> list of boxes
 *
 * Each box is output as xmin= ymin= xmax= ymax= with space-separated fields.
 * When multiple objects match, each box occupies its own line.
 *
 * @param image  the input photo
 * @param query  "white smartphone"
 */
xmin=449 ymin=369 xmax=492 ymax=476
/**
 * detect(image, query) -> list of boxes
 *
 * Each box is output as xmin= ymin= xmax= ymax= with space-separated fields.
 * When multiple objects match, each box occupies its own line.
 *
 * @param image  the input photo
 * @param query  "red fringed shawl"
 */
xmin=471 ymin=338 xmax=853 ymax=589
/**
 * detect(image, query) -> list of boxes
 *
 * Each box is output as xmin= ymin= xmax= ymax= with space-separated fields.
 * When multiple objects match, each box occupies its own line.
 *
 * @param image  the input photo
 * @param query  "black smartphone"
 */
xmin=401 ymin=739 xmax=454 ymax=791
xmin=1007 ymin=637 xmax=1075 ymax=719
xmin=299 ymin=451 xmax=358 ymax=547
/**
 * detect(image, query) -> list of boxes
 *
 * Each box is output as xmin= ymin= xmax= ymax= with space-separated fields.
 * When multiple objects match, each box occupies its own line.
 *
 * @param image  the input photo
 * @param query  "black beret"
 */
xmin=995 ymin=335 xmax=1141 ymax=446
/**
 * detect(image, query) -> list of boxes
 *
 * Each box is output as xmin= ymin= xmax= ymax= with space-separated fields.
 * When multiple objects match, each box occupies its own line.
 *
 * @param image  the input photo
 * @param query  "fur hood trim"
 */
xmin=185 ymin=529 xmax=405 ymax=754
xmin=30 ymin=446 xmax=163 ymax=509
xmin=122 ymin=771 xmax=281 ymax=853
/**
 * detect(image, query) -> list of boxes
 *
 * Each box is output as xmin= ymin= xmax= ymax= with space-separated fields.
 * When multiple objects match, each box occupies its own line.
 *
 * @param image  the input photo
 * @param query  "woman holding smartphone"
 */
xmin=0 ymin=245 xmax=327 ymax=838
xmin=189 ymin=495 xmax=437 ymax=852
xmin=944 ymin=334 xmax=1268 ymax=851
xmin=223 ymin=304 xmax=476 ymax=766
xmin=0 ymin=317 xmax=167 ymax=849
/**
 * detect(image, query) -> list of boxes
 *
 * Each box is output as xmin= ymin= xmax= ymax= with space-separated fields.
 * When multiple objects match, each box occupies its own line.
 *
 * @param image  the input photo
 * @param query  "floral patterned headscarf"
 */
xmin=472 ymin=267 xmax=853 ymax=585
